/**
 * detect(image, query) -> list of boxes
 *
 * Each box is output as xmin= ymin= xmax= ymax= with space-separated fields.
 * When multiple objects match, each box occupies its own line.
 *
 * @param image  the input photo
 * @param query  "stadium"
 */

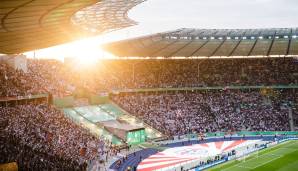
xmin=1 ymin=0 xmax=298 ymax=171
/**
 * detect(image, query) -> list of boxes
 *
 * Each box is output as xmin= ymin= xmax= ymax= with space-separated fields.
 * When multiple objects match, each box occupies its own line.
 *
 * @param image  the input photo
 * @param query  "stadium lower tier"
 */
xmin=112 ymin=89 xmax=297 ymax=136
xmin=109 ymin=135 xmax=298 ymax=171
xmin=0 ymin=104 xmax=113 ymax=171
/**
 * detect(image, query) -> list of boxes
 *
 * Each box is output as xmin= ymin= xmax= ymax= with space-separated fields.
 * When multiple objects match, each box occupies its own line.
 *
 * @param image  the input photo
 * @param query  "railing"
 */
xmin=206 ymin=131 xmax=298 ymax=137
xmin=155 ymin=131 xmax=298 ymax=145
xmin=0 ymin=94 xmax=49 ymax=107
xmin=0 ymin=93 xmax=48 ymax=102
xmin=110 ymin=85 xmax=298 ymax=94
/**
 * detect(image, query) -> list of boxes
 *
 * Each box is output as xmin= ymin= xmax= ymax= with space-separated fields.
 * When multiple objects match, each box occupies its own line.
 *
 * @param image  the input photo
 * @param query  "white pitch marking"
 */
xmin=248 ymin=154 xmax=282 ymax=169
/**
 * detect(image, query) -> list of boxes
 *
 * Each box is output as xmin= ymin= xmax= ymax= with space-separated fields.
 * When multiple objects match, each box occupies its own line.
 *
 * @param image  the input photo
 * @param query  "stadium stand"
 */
xmin=1 ymin=57 xmax=298 ymax=96
xmin=1 ymin=1 xmax=298 ymax=169
xmin=0 ymin=1 xmax=147 ymax=170
xmin=112 ymin=90 xmax=294 ymax=136
xmin=1 ymin=59 xmax=298 ymax=170
xmin=0 ymin=104 xmax=116 ymax=170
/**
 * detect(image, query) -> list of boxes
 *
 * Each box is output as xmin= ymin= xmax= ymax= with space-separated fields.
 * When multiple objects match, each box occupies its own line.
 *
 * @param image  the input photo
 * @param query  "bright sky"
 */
xmin=25 ymin=0 xmax=298 ymax=61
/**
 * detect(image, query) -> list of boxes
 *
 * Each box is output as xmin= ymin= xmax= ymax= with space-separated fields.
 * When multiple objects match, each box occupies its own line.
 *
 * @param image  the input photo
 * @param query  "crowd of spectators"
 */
xmin=94 ymin=57 xmax=298 ymax=89
xmin=0 ymin=63 xmax=44 ymax=97
xmin=112 ymin=90 xmax=295 ymax=136
xmin=1 ymin=58 xmax=298 ymax=97
xmin=27 ymin=60 xmax=77 ymax=97
xmin=0 ymin=57 xmax=297 ymax=169
xmin=0 ymin=104 xmax=112 ymax=170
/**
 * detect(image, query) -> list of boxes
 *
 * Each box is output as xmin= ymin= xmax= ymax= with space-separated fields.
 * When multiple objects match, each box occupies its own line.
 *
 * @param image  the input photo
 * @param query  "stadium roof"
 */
xmin=103 ymin=28 xmax=298 ymax=58
xmin=0 ymin=0 xmax=144 ymax=54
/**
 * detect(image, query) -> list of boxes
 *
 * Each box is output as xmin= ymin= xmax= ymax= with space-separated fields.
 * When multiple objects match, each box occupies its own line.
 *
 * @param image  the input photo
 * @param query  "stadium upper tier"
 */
xmin=0 ymin=0 xmax=145 ymax=54
xmin=103 ymin=28 xmax=298 ymax=58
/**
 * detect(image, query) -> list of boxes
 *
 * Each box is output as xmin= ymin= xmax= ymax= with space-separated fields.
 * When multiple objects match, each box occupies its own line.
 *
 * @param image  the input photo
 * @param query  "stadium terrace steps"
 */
xmin=63 ymin=107 xmax=122 ymax=144
xmin=73 ymin=106 xmax=116 ymax=122
xmin=63 ymin=103 xmax=163 ymax=144
xmin=98 ymin=103 xmax=124 ymax=117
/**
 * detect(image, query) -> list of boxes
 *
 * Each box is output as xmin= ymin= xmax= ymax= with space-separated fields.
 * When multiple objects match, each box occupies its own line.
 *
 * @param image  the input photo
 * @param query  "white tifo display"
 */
xmin=137 ymin=140 xmax=265 ymax=171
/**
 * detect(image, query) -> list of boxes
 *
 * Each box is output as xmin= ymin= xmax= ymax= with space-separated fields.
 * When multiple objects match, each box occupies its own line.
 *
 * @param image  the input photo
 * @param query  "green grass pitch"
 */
xmin=207 ymin=140 xmax=298 ymax=171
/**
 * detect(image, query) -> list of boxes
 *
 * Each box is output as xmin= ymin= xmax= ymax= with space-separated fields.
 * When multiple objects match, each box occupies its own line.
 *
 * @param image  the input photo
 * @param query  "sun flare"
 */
xmin=24 ymin=35 xmax=117 ymax=62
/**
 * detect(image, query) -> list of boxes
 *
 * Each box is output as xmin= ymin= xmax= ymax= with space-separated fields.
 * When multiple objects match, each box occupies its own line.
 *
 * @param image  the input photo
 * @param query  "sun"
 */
xmin=70 ymin=38 xmax=102 ymax=67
